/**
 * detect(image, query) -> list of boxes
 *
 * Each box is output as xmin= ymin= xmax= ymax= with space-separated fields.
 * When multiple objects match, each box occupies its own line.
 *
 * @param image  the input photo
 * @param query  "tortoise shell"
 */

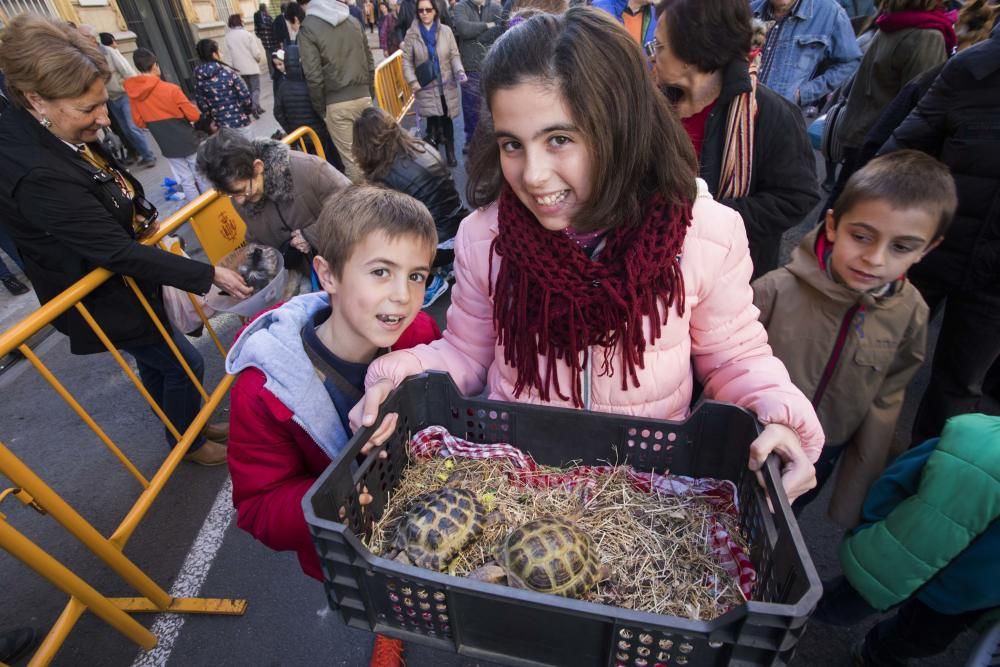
xmin=502 ymin=517 xmax=603 ymax=598
xmin=393 ymin=487 xmax=485 ymax=571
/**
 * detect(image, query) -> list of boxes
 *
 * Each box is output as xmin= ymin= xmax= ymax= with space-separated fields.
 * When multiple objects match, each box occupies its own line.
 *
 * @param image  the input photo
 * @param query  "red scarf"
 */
xmin=488 ymin=188 xmax=691 ymax=407
xmin=876 ymin=8 xmax=958 ymax=56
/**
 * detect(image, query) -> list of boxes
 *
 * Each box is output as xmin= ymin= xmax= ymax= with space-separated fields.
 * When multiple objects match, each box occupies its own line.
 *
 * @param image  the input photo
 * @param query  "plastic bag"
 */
xmin=161 ymin=235 xmax=216 ymax=335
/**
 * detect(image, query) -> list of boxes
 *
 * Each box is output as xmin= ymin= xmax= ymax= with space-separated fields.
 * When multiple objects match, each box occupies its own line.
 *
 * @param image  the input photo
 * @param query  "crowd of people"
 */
xmin=0 ymin=0 xmax=998 ymax=666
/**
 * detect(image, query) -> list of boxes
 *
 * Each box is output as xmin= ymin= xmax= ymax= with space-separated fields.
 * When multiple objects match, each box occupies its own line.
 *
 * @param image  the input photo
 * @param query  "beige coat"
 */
xmin=753 ymin=228 xmax=929 ymax=527
xmin=224 ymin=27 xmax=265 ymax=75
xmin=402 ymin=22 xmax=464 ymax=119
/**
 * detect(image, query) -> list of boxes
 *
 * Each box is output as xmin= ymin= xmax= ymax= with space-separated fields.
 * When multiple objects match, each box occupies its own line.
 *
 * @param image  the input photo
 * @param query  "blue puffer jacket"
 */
xmin=592 ymin=0 xmax=656 ymax=47
xmin=840 ymin=414 xmax=1000 ymax=615
xmin=193 ymin=61 xmax=253 ymax=129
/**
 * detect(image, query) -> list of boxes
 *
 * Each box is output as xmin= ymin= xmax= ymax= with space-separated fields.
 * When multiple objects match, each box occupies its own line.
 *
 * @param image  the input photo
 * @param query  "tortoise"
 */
xmin=470 ymin=516 xmax=610 ymax=598
xmin=390 ymin=487 xmax=487 ymax=571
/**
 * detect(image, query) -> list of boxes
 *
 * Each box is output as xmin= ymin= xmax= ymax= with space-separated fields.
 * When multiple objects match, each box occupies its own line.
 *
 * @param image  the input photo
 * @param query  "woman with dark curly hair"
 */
xmin=650 ymin=0 xmax=820 ymax=278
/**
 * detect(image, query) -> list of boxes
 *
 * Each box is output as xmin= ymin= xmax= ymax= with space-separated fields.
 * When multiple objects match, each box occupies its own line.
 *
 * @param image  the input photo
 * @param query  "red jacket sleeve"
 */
xmin=394 ymin=311 xmax=442 ymax=350
xmin=228 ymin=368 xmax=324 ymax=579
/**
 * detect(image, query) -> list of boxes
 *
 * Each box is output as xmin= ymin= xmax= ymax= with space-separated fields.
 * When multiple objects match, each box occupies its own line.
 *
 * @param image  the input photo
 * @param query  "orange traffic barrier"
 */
xmin=374 ymin=50 xmax=415 ymax=122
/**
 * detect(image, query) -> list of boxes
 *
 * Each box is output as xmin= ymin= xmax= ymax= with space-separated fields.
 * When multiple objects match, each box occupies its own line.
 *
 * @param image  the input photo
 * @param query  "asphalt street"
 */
xmin=0 ymin=39 xmax=985 ymax=667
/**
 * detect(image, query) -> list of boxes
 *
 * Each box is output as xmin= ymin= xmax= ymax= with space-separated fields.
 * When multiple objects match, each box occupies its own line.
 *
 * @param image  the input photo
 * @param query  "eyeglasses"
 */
xmin=417 ymin=7 xmax=435 ymax=13
xmin=224 ymin=182 xmax=253 ymax=199
xmin=643 ymin=39 xmax=662 ymax=58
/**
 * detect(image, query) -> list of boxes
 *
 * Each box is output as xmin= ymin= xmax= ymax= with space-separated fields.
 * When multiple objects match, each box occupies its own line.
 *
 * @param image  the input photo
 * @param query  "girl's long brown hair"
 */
xmin=466 ymin=7 xmax=697 ymax=233
xmin=352 ymin=106 xmax=431 ymax=182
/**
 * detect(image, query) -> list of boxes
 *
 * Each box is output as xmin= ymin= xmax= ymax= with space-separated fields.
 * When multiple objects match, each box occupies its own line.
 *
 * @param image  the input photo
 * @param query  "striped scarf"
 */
xmin=717 ymin=50 xmax=761 ymax=199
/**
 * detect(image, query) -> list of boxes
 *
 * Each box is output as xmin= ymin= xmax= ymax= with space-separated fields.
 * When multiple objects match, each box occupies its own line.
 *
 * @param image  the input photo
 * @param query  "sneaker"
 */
xmin=369 ymin=635 xmax=404 ymax=667
xmin=422 ymin=274 xmax=449 ymax=308
xmin=201 ymin=421 xmax=229 ymax=443
xmin=183 ymin=439 xmax=228 ymax=466
xmin=136 ymin=157 xmax=157 ymax=169
xmin=3 ymin=276 xmax=29 ymax=295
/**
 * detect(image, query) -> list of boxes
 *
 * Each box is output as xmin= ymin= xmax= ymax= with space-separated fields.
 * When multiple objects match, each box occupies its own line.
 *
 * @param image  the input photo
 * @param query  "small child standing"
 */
xmin=752 ymin=150 xmax=958 ymax=527
xmin=225 ymin=185 xmax=441 ymax=581
xmin=124 ymin=48 xmax=209 ymax=202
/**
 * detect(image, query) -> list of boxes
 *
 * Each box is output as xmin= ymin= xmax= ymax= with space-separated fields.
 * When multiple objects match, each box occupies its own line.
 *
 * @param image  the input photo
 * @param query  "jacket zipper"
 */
xmin=582 ymin=347 xmax=592 ymax=411
xmin=812 ymin=304 xmax=861 ymax=408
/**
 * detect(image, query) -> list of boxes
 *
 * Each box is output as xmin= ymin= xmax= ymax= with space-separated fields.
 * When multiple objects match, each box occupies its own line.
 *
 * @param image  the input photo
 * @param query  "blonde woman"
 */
xmin=402 ymin=0 xmax=466 ymax=166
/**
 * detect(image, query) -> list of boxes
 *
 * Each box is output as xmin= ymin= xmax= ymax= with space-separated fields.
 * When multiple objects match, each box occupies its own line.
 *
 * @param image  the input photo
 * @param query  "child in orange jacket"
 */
xmin=123 ymin=48 xmax=209 ymax=202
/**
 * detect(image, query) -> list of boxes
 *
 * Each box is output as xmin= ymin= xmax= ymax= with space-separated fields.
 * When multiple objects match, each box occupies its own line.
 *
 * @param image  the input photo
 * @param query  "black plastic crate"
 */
xmin=303 ymin=372 xmax=822 ymax=667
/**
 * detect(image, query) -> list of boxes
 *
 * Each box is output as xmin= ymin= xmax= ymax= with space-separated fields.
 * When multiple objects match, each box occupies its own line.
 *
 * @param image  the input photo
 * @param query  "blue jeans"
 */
xmin=122 ymin=329 xmax=207 ymax=451
xmin=107 ymin=96 xmax=154 ymax=161
xmin=460 ymin=71 xmax=482 ymax=144
xmin=0 ymin=224 xmax=24 ymax=280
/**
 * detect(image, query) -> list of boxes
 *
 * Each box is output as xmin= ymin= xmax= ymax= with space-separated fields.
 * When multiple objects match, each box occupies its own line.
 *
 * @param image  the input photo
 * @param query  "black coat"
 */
xmin=698 ymin=59 xmax=820 ymax=279
xmin=272 ymin=15 xmax=291 ymax=49
xmin=274 ymin=44 xmax=344 ymax=170
xmin=0 ymin=105 xmax=214 ymax=354
xmin=378 ymin=141 xmax=466 ymax=245
xmin=881 ymin=25 xmax=1000 ymax=292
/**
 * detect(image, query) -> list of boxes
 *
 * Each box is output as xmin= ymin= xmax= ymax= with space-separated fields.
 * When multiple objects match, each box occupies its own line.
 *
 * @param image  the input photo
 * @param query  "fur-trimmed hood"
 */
xmin=248 ymin=139 xmax=294 ymax=214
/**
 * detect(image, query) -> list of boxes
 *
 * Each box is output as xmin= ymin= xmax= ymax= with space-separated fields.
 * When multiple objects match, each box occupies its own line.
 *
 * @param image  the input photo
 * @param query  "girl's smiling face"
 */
xmin=491 ymin=80 xmax=593 ymax=232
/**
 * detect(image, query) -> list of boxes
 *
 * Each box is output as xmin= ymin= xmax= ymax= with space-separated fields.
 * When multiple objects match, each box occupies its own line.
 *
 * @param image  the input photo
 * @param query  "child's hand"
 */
xmin=348 ymin=378 xmax=398 ymax=459
xmin=749 ymin=423 xmax=816 ymax=504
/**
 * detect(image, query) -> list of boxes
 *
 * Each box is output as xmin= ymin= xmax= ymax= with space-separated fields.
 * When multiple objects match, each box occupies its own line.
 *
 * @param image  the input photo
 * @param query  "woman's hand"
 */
xmin=289 ymin=229 xmax=311 ymax=253
xmin=213 ymin=266 xmax=253 ymax=299
xmin=749 ymin=423 xmax=816 ymax=505
xmin=410 ymin=82 xmax=421 ymax=93
xmin=458 ymin=72 xmax=468 ymax=84
xmin=348 ymin=378 xmax=397 ymax=459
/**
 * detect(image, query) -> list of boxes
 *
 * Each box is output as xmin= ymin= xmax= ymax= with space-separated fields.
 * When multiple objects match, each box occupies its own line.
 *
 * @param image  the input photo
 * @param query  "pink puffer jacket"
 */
xmin=366 ymin=189 xmax=824 ymax=461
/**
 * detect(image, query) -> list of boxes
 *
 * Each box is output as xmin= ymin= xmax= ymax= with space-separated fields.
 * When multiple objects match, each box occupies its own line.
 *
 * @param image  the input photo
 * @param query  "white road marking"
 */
xmin=130 ymin=477 xmax=235 ymax=667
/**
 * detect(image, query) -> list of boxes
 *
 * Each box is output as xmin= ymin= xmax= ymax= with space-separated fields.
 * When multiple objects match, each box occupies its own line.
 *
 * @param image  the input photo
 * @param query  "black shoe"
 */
xmin=461 ymin=142 xmax=469 ymax=155
xmin=136 ymin=157 xmax=157 ymax=169
xmin=0 ymin=627 xmax=38 ymax=663
xmin=2 ymin=276 xmax=29 ymax=295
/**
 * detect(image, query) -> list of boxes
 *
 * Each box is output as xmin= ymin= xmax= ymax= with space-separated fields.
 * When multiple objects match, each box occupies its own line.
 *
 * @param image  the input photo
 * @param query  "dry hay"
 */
xmin=366 ymin=455 xmax=749 ymax=620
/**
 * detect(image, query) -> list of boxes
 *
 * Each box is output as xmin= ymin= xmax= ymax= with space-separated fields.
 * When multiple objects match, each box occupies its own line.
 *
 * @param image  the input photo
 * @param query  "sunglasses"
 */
xmin=643 ymin=39 xmax=662 ymax=58
xmin=417 ymin=7 xmax=435 ymax=13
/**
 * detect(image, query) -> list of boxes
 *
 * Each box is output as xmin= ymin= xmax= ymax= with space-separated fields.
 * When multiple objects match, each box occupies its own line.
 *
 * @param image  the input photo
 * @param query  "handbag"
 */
xmin=160 ymin=236 xmax=216 ymax=335
xmin=415 ymin=59 xmax=436 ymax=87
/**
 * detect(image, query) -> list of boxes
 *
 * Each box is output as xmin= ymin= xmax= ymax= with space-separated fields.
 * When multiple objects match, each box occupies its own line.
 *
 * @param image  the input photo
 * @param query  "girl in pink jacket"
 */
xmin=352 ymin=7 xmax=824 ymax=500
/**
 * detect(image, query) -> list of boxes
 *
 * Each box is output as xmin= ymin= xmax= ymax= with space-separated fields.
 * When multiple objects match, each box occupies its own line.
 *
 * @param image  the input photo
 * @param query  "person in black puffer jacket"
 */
xmin=879 ymin=21 xmax=1000 ymax=446
xmin=273 ymin=43 xmax=345 ymax=171
xmin=353 ymin=106 xmax=465 ymax=267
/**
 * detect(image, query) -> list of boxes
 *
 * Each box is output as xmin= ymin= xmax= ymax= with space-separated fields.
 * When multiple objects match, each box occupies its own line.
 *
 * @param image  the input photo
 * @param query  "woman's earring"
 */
xmin=39 ymin=116 xmax=52 ymax=129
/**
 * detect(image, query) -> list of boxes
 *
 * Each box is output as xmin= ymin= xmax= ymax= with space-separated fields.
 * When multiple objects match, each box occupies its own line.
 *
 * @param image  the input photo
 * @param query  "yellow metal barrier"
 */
xmin=374 ymin=50 xmax=415 ymax=122
xmin=0 ymin=127 xmax=325 ymax=666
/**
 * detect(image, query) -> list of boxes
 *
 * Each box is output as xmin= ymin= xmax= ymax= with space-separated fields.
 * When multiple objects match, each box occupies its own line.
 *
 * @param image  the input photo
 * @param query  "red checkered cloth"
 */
xmin=408 ymin=425 xmax=756 ymax=601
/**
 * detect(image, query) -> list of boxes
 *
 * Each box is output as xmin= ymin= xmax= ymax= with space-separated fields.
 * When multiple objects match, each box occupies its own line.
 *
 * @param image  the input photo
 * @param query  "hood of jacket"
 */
xmin=225 ymin=292 xmax=348 ymax=460
xmin=122 ymin=74 xmax=161 ymax=102
xmin=306 ymin=0 xmax=350 ymax=27
xmin=246 ymin=139 xmax=294 ymax=214
xmin=785 ymin=227 xmax=907 ymax=311
xmin=284 ymin=43 xmax=305 ymax=82
xmin=194 ymin=60 xmax=232 ymax=81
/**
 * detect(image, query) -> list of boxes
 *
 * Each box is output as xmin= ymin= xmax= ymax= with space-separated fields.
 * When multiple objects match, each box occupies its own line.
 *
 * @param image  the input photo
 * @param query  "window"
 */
xmin=0 ymin=0 xmax=59 ymax=28
xmin=214 ymin=0 xmax=236 ymax=22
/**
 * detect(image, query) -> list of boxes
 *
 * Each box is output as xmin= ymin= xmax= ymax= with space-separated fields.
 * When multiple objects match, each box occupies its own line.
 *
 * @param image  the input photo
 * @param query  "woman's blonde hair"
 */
xmin=0 ymin=14 xmax=109 ymax=109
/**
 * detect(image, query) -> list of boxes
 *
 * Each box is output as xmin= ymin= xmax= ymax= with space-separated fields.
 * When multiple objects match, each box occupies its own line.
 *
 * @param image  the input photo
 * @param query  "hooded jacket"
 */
xmin=226 ymin=293 xmax=441 ymax=579
xmin=193 ymin=60 xmax=253 ymax=129
xmin=365 ymin=183 xmax=825 ymax=461
xmin=840 ymin=413 xmax=1000 ymax=615
xmin=231 ymin=139 xmax=351 ymax=252
xmin=123 ymin=74 xmax=201 ymax=158
xmin=753 ymin=227 xmax=929 ymax=526
xmin=100 ymin=45 xmax=137 ymax=100
xmin=297 ymin=0 xmax=375 ymax=114
xmin=451 ymin=0 xmax=504 ymax=73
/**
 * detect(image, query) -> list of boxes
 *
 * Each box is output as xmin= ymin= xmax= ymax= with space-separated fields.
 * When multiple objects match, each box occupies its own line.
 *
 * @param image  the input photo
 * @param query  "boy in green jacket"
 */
xmin=753 ymin=150 xmax=957 ymax=527
xmin=816 ymin=413 xmax=1000 ymax=666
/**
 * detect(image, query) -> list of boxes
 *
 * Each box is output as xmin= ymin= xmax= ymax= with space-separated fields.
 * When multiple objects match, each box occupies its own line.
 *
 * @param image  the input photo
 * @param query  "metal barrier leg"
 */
xmin=0 ymin=519 xmax=157 ymax=655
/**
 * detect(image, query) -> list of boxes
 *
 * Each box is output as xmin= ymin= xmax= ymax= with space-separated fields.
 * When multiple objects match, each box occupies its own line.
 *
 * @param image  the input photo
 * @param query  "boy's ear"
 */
xmin=313 ymin=255 xmax=339 ymax=294
xmin=823 ymin=209 xmax=837 ymax=243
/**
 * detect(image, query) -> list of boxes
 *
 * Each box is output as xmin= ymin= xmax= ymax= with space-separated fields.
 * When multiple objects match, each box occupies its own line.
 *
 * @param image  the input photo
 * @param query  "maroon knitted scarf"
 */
xmin=488 ymin=187 xmax=692 ymax=407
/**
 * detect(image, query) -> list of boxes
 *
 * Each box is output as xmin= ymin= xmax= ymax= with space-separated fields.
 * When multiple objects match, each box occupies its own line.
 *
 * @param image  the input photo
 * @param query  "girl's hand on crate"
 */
xmin=749 ymin=423 xmax=817 ymax=504
xmin=349 ymin=378 xmax=397 ymax=459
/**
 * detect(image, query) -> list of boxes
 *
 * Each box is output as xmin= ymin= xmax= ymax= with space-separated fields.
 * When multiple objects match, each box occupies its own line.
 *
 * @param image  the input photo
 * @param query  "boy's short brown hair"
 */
xmin=315 ymin=185 xmax=438 ymax=276
xmin=833 ymin=150 xmax=958 ymax=240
